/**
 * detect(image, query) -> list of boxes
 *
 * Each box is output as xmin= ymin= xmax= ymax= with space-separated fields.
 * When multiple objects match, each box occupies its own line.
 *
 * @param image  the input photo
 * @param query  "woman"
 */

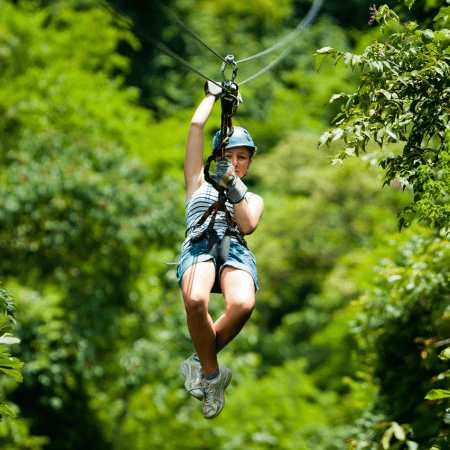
xmin=178 ymin=82 xmax=264 ymax=419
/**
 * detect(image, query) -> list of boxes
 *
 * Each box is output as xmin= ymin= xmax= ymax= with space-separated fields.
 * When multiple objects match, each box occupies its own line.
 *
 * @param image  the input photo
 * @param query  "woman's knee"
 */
xmin=226 ymin=297 xmax=255 ymax=319
xmin=241 ymin=298 xmax=255 ymax=317
xmin=182 ymin=290 xmax=209 ymax=316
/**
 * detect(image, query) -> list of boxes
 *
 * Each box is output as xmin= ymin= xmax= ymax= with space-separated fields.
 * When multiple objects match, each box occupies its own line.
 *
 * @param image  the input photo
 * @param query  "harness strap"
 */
xmin=188 ymin=80 xmax=243 ymax=294
xmin=187 ymin=191 xmax=245 ymax=246
xmin=187 ymin=190 xmax=247 ymax=294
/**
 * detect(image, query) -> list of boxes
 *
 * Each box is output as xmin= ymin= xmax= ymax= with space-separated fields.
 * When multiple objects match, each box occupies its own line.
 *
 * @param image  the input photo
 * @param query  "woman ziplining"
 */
xmin=179 ymin=81 xmax=263 ymax=419
xmin=101 ymin=0 xmax=323 ymax=420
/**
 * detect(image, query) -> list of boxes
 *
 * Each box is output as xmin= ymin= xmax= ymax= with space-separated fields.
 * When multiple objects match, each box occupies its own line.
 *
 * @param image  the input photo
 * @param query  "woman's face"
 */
xmin=222 ymin=146 xmax=252 ymax=178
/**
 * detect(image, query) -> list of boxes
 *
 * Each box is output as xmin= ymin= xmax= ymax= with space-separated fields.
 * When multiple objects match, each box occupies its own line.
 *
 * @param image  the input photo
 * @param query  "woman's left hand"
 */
xmin=211 ymin=158 xmax=248 ymax=203
xmin=213 ymin=157 xmax=236 ymax=187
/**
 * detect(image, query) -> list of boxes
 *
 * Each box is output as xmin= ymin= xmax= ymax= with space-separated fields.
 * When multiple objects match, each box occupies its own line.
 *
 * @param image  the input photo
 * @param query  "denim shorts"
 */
xmin=176 ymin=238 xmax=258 ymax=291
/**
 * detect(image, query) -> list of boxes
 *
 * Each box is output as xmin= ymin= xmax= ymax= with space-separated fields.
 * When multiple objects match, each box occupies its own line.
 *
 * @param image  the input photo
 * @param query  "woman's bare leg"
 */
xmin=214 ymin=267 xmax=255 ymax=353
xmin=181 ymin=261 xmax=219 ymax=378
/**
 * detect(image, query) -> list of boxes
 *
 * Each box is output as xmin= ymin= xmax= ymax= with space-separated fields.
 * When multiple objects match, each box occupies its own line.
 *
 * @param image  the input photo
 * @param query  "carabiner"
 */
xmin=221 ymin=54 xmax=238 ymax=82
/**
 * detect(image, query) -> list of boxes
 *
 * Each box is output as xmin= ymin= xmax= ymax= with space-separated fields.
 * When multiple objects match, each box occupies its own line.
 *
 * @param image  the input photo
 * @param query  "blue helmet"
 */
xmin=213 ymin=126 xmax=255 ymax=152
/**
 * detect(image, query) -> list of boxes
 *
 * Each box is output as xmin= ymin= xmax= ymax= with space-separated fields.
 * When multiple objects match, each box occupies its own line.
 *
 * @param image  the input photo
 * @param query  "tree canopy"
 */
xmin=317 ymin=3 xmax=450 ymax=229
xmin=1 ymin=0 xmax=450 ymax=449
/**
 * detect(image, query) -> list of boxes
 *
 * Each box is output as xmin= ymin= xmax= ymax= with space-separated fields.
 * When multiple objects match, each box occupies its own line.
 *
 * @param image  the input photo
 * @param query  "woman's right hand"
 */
xmin=204 ymin=81 xmax=224 ymax=100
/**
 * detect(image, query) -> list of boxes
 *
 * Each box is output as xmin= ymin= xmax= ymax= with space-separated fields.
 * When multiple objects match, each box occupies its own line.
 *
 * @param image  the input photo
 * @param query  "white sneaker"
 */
xmin=202 ymin=366 xmax=232 ymax=419
xmin=180 ymin=355 xmax=204 ymax=401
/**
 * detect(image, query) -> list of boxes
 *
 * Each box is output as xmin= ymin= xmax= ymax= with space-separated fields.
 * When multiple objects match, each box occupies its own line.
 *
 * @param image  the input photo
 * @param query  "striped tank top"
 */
xmin=181 ymin=181 xmax=254 ymax=252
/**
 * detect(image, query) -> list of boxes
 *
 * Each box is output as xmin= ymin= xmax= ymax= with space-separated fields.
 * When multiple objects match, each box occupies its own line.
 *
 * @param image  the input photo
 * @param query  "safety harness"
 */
xmin=186 ymin=57 xmax=248 ymax=294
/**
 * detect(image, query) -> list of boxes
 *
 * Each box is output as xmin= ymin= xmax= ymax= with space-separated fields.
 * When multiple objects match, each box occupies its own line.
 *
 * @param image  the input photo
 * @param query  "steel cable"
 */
xmin=100 ymin=0 xmax=323 ymax=89
xmin=238 ymin=0 xmax=323 ymax=85
xmin=155 ymin=0 xmax=227 ymax=64
xmin=236 ymin=0 xmax=323 ymax=64
xmin=239 ymin=45 xmax=292 ymax=86
xmin=98 ymin=1 xmax=224 ymax=90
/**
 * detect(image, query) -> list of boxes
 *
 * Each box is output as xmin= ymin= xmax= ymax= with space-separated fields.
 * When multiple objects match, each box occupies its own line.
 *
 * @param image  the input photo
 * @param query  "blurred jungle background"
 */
xmin=1 ymin=0 xmax=450 ymax=448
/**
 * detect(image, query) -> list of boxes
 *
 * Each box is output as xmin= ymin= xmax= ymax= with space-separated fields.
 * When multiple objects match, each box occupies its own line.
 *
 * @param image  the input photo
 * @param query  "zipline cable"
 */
xmin=238 ymin=0 xmax=324 ymax=85
xmin=236 ymin=0 xmax=323 ymax=64
xmin=98 ymin=1 xmax=225 ymax=91
xmin=239 ymin=45 xmax=292 ymax=86
xmin=155 ymin=0 xmax=227 ymax=64
xmin=100 ymin=0 xmax=323 ymax=89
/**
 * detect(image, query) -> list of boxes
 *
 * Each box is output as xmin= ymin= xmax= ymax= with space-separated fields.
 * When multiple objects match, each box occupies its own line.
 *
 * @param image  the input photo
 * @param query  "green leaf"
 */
xmin=0 ymin=352 xmax=25 ymax=369
xmin=315 ymin=53 xmax=327 ymax=71
xmin=433 ymin=29 xmax=450 ymax=42
xmin=0 ymin=325 xmax=14 ymax=337
xmin=392 ymin=422 xmax=406 ymax=441
xmin=328 ymin=93 xmax=347 ymax=105
xmin=406 ymin=21 xmax=419 ymax=30
xmin=0 ymin=403 xmax=17 ymax=419
xmin=315 ymin=48 xmax=339 ymax=72
xmin=382 ymin=425 xmax=394 ymax=450
xmin=333 ymin=52 xmax=344 ymax=66
xmin=343 ymin=52 xmax=353 ymax=67
xmin=422 ymin=29 xmax=435 ymax=43
xmin=424 ymin=389 xmax=450 ymax=400
xmin=0 ymin=367 xmax=24 ymax=382
xmin=0 ymin=315 xmax=11 ymax=328
xmin=434 ymin=6 xmax=450 ymax=22
xmin=439 ymin=347 xmax=450 ymax=360
xmin=350 ymin=54 xmax=362 ymax=70
xmin=331 ymin=128 xmax=344 ymax=142
xmin=379 ymin=89 xmax=391 ymax=100
xmin=0 ymin=334 xmax=20 ymax=345
xmin=406 ymin=441 xmax=419 ymax=450
xmin=315 ymin=46 xmax=336 ymax=54
xmin=317 ymin=132 xmax=331 ymax=148
xmin=386 ymin=128 xmax=399 ymax=142
xmin=405 ymin=0 xmax=417 ymax=9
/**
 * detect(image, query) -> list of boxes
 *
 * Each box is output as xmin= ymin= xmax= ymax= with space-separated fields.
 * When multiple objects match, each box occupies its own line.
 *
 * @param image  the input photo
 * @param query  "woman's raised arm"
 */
xmin=184 ymin=90 xmax=218 ymax=201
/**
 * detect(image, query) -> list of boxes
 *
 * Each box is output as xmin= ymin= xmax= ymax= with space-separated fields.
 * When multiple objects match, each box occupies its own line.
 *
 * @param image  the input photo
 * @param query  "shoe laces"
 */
xmin=203 ymin=385 xmax=213 ymax=404
xmin=199 ymin=377 xmax=212 ymax=401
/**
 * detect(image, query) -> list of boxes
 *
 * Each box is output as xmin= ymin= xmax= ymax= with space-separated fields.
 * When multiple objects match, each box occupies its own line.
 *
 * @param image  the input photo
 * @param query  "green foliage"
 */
xmin=212 ymin=358 xmax=351 ymax=450
xmin=0 ymin=286 xmax=25 ymax=422
xmin=246 ymin=131 xmax=409 ymax=372
xmin=107 ymin=0 xmax=359 ymax=150
xmin=0 ymin=287 xmax=15 ymax=318
xmin=316 ymin=3 xmax=450 ymax=229
xmin=423 ymin=344 xmax=450 ymax=436
xmin=0 ymin=0 xmax=166 ymax=171
xmin=4 ymin=0 xmax=450 ymax=449
xmin=347 ymin=231 xmax=450 ymax=449
xmin=0 ymin=107 xmax=184 ymax=449
xmin=107 ymin=0 xmax=379 ymax=117
xmin=0 ymin=0 xmax=185 ymax=447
